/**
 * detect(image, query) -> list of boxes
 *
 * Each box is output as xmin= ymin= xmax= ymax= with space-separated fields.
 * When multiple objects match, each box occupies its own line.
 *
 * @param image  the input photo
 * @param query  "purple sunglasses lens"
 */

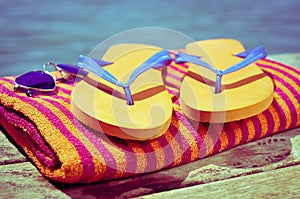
xmin=15 ymin=70 xmax=55 ymax=89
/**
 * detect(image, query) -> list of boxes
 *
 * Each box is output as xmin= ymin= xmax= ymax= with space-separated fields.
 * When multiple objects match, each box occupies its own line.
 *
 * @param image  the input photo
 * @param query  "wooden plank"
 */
xmin=0 ymin=127 xmax=27 ymax=165
xmin=139 ymin=164 xmax=300 ymax=199
xmin=0 ymin=162 xmax=70 ymax=199
xmin=56 ymin=128 xmax=300 ymax=199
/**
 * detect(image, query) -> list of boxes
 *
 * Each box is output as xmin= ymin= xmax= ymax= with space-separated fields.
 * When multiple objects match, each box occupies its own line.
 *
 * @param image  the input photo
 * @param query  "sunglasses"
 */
xmin=13 ymin=57 xmax=112 ymax=97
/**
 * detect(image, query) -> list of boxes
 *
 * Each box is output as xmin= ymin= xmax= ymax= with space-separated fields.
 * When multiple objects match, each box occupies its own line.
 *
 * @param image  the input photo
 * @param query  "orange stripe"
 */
xmin=219 ymin=128 xmax=229 ymax=152
xmin=268 ymin=104 xmax=281 ymax=133
xmin=246 ymin=118 xmax=256 ymax=142
xmin=257 ymin=112 xmax=268 ymax=138
xmin=230 ymin=121 xmax=243 ymax=146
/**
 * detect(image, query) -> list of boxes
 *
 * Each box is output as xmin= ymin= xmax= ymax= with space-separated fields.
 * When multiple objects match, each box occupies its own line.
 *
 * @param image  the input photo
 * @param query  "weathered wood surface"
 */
xmin=0 ymin=162 xmax=70 ymax=199
xmin=55 ymin=127 xmax=300 ymax=199
xmin=0 ymin=125 xmax=26 ymax=165
xmin=139 ymin=164 xmax=300 ymax=199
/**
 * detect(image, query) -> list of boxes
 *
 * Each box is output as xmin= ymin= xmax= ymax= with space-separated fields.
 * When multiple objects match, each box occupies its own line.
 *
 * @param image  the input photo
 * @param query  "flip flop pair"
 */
xmin=71 ymin=39 xmax=274 ymax=140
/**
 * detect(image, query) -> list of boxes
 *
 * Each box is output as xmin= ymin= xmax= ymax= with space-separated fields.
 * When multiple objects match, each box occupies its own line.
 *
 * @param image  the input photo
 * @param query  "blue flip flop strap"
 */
xmin=175 ymin=45 xmax=267 ymax=93
xmin=78 ymin=50 xmax=172 ymax=105
xmin=57 ymin=58 xmax=112 ymax=77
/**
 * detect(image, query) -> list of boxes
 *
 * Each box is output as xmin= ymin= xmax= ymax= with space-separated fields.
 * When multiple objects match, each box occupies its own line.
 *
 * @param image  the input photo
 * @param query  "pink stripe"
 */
xmin=167 ymin=71 xmax=184 ymax=82
xmin=164 ymin=80 xmax=180 ymax=91
xmin=144 ymin=141 xmax=158 ymax=172
xmin=252 ymin=115 xmax=263 ymax=140
xmin=168 ymin=64 xmax=188 ymax=75
xmin=223 ymin=123 xmax=236 ymax=149
xmin=1 ymin=77 xmax=14 ymax=84
xmin=266 ymin=72 xmax=300 ymax=105
xmin=0 ymin=84 xmax=95 ymax=182
xmin=272 ymin=100 xmax=287 ymax=131
xmin=259 ymin=63 xmax=300 ymax=85
xmin=263 ymin=58 xmax=300 ymax=75
xmin=236 ymin=120 xmax=249 ymax=144
xmin=56 ymin=85 xmax=72 ymax=96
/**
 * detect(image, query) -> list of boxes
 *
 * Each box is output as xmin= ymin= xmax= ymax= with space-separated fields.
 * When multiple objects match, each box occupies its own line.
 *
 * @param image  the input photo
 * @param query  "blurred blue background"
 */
xmin=1 ymin=0 xmax=300 ymax=76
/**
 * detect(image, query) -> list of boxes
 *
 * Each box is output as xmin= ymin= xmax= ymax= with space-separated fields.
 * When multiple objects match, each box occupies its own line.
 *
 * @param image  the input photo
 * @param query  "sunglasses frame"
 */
xmin=13 ymin=62 xmax=73 ymax=97
xmin=13 ymin=57 xmax=112 ymax=97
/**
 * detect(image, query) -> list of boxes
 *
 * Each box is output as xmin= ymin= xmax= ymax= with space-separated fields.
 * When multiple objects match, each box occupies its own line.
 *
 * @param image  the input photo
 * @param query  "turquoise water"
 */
xmin=1 ymin=0 xmax=300 ymax=76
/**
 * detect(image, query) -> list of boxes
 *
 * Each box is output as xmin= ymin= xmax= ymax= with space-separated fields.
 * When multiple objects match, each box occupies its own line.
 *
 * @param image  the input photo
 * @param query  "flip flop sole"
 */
xmin=181 ymin=39 xmax=274 ymax=122
xmin=71 ymin=45 xmax=172 ymax=140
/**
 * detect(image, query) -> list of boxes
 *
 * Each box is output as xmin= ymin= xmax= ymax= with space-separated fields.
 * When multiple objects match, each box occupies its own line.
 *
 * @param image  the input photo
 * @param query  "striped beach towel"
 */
xmin=0 ymin=55 xmax=299 ymax=183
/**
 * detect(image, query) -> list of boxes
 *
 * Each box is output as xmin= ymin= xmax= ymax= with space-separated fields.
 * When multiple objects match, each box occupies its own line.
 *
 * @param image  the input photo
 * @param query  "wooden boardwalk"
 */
xmin=1 ymin=53 xmax=299 ymax=198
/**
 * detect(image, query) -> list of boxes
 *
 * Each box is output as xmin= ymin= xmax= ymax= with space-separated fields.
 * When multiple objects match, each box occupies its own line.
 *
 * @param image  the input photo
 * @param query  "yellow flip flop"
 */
xmin=175 ymin=38 xmax=274 ymax=123
xmin=71 ymin=44 xmax=173 ymax=140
